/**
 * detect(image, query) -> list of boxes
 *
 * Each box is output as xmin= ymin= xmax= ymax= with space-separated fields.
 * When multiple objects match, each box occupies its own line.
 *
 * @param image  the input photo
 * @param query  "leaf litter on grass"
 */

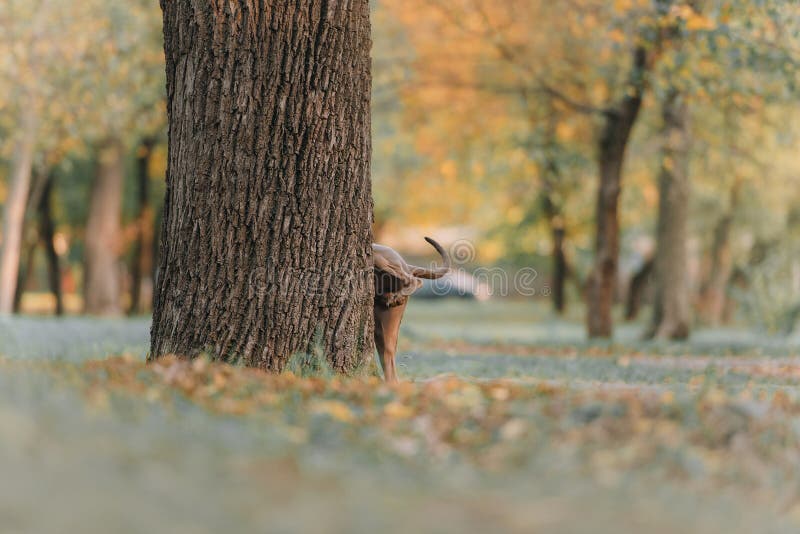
xmin=3 ymin=354 xmax=797 ymax=531
xmin=3 ymin=304 xmax=800 ymax=532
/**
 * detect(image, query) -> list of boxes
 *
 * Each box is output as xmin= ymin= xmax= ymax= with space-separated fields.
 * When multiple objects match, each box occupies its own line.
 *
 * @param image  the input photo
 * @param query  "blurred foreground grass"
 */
xmin=1 ymin=300 xmax=800 ymax=533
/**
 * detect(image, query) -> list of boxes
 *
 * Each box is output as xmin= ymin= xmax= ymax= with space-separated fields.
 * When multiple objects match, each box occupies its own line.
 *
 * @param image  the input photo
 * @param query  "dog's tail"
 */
xmin=409 ymin=237 xmax=451 ymax=280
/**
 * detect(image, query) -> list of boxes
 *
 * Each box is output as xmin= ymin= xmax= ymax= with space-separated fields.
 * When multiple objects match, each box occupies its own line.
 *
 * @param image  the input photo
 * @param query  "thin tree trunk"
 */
xmin=648 ymin=89 xmax=691 ymax=339
xmin=38 ymin=174 xmax=63 ymax=315
xmin=12 ymin=166 xmax=50 ymax=314
xmin=128 ymin=138 xmax=156 ymax=315
xmin=11 ymin=171 xmax=63 ymax=315
xmin=625 ymin=257 xmax=654 ymax=321
xmin=699 ymin=179 xmax=740 ymax=325
xmin=550 ymin=223 xmax=568 ymax=313
xmin=541 ymin=107 xmax=568 ymax=315
xmin=0 ymin=108 xmax=37 ymax=314
xmin=12 ymin=238 xmax=36 ymax=313
xmin=84 ymin=139 xmax=125 ymax=316
xmin=586 ymin=47 xmax=648 ymax=338
xmin=542 ymin=186 xmax=568 ymax=315
xmin=151 ymin=1 xmax=375 ymax=372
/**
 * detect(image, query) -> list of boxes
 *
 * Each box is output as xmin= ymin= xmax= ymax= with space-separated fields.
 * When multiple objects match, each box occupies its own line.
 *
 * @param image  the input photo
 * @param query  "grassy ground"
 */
xmin=1 ymin=300 xmax=800 ymax=533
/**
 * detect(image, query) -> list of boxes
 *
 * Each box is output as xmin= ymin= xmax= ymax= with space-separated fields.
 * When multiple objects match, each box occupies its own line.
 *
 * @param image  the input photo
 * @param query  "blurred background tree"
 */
xmin=0 ymin=0 xmax=165 ymax=316
xmin=0 ymin=0 xmax=798 ymax=338
xmin=376 ymin=0 xmax=800 ymax=337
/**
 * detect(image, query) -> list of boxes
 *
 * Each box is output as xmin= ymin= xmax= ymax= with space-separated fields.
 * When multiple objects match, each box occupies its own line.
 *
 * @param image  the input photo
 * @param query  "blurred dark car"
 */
xmin=415 ymin=271 xmax=491 ymax=301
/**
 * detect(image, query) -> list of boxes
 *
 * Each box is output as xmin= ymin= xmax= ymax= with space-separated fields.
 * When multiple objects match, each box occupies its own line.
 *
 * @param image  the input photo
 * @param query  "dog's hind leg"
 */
xmin=374 ymin=301 xmax=407 ymax=383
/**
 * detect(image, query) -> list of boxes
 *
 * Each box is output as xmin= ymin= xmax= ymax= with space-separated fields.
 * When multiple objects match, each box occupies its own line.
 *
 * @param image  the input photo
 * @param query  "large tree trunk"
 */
xmin=586 ymin=47 xmax=648 ymax=338
xmin=0 ymin=108 xmax=37 ymax=314
xmin=648 ymin=89 xmax=691 ymax=339
xmin=151 ymin=1 xmax=375 ymax=373
xmin=38 ymin=173 xmax=63 ymax=315
xmin=84 ymin=139 xmax=125 ymax=316
xmin=128 ymin=138 xmax=156 ymax=315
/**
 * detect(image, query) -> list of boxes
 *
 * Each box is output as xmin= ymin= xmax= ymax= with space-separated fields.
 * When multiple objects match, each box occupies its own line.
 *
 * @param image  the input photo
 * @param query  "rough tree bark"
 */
xmin=151 ymin=1 xmax=375 ymax=372
xmin=84 ymin=139 xmax=125 ymax=316
xmin=129 ymin=138 xmax=156 ymax=315
xmin=586 ymin=47 xmax=648 ymax=338
xmin=648 ymin=89 xmax=691 ymax=339
xmin=0 ymin=108 xmax=37 ymax=314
